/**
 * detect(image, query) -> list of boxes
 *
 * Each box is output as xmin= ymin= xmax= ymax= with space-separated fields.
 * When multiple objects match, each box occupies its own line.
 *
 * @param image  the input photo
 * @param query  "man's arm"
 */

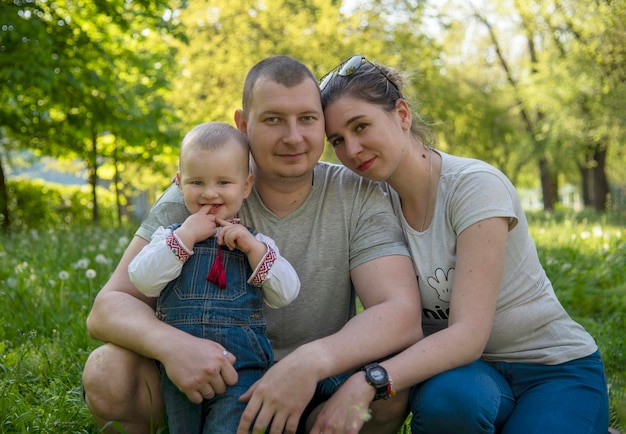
xmin=237 ymin=254 xmax=422 ymax=434
xmin=86 ymin=235 xmax=238 ymax=404
xmin=87 ymin=236 xmax=160 ymax=345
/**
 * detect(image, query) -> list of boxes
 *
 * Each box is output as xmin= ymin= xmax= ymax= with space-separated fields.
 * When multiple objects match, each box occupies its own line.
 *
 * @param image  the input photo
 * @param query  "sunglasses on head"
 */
xmin=319 ymin=54 xmax=399 ymax=92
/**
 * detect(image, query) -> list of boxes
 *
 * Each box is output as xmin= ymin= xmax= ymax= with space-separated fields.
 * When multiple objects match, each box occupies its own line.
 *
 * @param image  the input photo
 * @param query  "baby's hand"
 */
xmin=215 ymin=217 xmax=261 ymax=254
xmin=215 ymin=218 xmax=268 ymax=269
xmin=177 ymin=205 xmax=218 ymax=245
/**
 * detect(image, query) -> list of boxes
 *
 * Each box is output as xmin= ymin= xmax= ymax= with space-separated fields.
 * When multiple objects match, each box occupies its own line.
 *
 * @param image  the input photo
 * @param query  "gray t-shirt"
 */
xmin=137 ymin=162 xmax=410 ymax=360
xmin=383 ymin=151 xmax=597 ymax=365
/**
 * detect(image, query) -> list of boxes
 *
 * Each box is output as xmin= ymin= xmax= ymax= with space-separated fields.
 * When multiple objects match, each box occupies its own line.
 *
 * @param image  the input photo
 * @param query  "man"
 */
xmin=83 ymin=55 xmax=422 ymax=434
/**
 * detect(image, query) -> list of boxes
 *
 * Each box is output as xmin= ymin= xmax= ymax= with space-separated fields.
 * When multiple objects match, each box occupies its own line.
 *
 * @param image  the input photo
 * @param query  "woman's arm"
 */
xmin=310 ymin=216 xmax=510 ymax=433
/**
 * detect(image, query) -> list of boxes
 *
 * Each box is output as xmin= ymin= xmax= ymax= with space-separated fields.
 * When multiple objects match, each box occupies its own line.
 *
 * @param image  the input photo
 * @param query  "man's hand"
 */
xmin=236 ymin=352 xmax=320 ymax=434
xmin=159 ymin=331 xmax=238 ymax=404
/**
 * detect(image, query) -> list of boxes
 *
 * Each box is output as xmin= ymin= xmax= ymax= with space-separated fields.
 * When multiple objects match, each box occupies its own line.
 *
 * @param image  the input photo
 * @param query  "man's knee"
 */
xmin=83 ymin=344 xmax=163 ymax=422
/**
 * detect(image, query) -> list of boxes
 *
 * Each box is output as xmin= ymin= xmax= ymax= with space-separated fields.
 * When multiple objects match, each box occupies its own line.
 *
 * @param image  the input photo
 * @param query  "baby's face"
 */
xmin=178 ymin=141 xmax=252 ymax=219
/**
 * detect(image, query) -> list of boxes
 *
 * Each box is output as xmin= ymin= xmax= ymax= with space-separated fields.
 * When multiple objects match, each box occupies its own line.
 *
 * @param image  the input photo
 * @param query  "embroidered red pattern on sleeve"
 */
xmin=249 ymin=245 xmax=277 ymax=287
xmin=165 ymin=232 xmax=192 ymax=263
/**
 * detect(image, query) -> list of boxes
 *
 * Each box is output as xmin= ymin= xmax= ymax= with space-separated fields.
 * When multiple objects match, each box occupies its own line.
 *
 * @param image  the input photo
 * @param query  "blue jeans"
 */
xmin=409 ymin=351 xmax=608 ymax=434
xmin=162 ymin=363 xmax=266 ymax=434
xmin=157 ymin=230 xmax=273 ymax=433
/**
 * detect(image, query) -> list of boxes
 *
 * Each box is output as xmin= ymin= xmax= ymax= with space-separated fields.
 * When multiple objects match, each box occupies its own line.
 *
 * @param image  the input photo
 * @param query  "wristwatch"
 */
xmin=362 ymin=363 xmax=393 ymax=401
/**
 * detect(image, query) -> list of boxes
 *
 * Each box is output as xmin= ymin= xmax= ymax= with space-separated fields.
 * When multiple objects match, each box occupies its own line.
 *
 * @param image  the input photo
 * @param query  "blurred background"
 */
xmin=1 ymin=2 xmax=625 ymax=431
xmin=1 ymin=0 xmax=624 ymax=230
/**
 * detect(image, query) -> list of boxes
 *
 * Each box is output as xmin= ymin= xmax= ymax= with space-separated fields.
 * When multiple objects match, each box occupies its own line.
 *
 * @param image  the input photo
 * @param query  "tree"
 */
xmin=0 ymin=0 xmax=181 ymax=228
xmin=166 ymin=0 xmax=354 ymax=132
xmin=420 ymin=0 xmax=625 ymax=211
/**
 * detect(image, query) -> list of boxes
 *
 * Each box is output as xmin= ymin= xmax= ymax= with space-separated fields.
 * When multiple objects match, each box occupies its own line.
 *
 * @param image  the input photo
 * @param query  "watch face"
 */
xmin=370 ymin=367 xmax=385 ymax=382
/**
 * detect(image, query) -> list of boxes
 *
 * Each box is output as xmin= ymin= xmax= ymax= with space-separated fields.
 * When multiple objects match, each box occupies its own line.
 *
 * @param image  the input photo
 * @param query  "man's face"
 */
xmin=238 ymin=77 xmax=325 ymax=183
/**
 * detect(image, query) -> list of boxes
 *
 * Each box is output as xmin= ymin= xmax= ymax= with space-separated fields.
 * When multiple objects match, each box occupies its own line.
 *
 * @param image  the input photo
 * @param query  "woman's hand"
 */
xmin=309 ymin=372 xmax=375 ymax=434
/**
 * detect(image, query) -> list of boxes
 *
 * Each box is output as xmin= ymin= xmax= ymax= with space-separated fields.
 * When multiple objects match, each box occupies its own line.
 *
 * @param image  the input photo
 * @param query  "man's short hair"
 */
xmin=242 ymin=55 xmax=319 ymax=115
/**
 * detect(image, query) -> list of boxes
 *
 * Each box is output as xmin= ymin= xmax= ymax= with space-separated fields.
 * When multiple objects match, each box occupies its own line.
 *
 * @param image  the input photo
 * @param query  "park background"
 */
xmin=1 ymin=0 xmax=625 ymax=432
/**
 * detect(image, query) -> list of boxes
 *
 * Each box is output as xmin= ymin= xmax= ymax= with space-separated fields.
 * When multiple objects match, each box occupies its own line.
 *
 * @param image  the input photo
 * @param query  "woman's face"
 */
xmin=324 ymin=96 xmax=410 ymax=182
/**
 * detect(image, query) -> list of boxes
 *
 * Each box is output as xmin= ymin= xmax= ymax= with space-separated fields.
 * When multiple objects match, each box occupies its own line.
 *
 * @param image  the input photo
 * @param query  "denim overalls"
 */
xmin=157 ymin=225 xmax=273 ymax=434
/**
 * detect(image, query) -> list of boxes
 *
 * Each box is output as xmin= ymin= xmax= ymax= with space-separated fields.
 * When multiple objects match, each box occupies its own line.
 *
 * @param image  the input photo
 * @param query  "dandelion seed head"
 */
xmin=74 ymin=258 xmax=90 ymax=269
xmin=85 ymin=269 xmax=97 ymax=279
xmin=58 ymin=270 xmax=70 ymax=280
xmin=592 ymin=226 xmax=603 ymax=238
xmin=6 ymin=277 xmax=17 ymax=288
xmin=118 ymin=236 xmax=129 ymax=247
xmin=95 ymin=254 xmax=111 ymax=265
xmin=580 ymin=231 xmax=590 ymax=239
xmin=16 ymin=261 xmax=30 ymax=273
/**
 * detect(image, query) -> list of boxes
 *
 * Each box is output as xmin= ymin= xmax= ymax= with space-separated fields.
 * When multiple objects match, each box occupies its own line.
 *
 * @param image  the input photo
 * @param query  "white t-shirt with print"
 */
xmin=383 ymin=151 xmax=597 ymax=365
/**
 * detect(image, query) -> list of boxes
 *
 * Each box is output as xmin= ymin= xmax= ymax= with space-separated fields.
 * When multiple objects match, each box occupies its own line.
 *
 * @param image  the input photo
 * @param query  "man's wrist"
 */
xmin=293 ymin=341 xmax=335 ymax=382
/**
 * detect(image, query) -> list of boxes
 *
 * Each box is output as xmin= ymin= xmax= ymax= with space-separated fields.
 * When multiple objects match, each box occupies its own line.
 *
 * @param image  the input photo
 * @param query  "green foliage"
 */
xmin=4 ymin=178 xmax=121 ymax=230
xmin=0 ymin=212 xmax=623 ymax=432
xmin=0 ymin=0 xmax=182 ymax=231
xmin=3 ymin=0 xmax=625 ymax=228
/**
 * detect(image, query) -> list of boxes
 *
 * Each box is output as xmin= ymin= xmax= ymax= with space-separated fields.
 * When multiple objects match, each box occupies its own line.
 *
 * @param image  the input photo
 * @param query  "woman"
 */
xmin=315 ymin=55 xmax=609 ymax=434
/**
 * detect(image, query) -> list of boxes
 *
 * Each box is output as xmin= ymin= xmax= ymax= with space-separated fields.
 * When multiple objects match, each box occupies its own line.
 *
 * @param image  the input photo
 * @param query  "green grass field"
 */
xmin=1 ymin=210 xmax=624 ymax=432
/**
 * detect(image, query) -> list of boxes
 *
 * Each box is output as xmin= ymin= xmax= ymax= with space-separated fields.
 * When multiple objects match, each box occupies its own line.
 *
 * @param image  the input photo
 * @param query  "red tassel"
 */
xmin=207 ymin=247 xmax=227 ymax=289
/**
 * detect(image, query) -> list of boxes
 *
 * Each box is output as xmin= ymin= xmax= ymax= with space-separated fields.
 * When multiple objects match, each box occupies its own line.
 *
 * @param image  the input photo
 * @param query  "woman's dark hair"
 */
xmin=320 ymin=58 xmax=433 ymax=147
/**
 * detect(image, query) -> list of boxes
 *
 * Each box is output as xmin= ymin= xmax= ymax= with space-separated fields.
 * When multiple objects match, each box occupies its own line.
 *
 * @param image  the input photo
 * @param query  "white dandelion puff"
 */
xmin=74 ymin=258 xmax=90 ymax=269
xmin=95 ymin=254 xmax=111 ymax=265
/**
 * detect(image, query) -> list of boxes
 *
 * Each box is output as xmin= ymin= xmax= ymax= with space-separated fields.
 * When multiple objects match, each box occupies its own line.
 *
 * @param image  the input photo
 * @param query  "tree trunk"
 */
xmin=114 ymin=145 xmax=122 ymax=228
xmin=539 ymin=157 xmax=557 ymax=211
xmin=592 ymin=144 xmax=610 ymax=212
xmin=579 ymin=162 xmax=592 ymax=207
xmin=0 ymin=159 xmax=9 ymax=232
xmin=90 ymin=130 xmax=99 ymax=223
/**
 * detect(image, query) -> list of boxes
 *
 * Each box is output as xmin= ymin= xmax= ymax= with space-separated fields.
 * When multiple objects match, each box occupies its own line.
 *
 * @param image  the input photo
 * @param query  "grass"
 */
xmin=0 ymin=210 xmax=624 ymax=432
